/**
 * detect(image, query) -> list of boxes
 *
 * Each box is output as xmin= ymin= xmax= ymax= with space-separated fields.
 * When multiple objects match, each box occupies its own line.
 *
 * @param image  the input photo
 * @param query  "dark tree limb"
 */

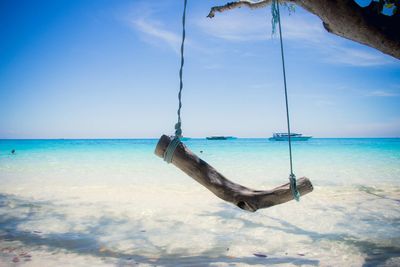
xmin=155 ymin=135 xmax=313 ymax=212
xmin=207 ymin=0 xmax=271 ymax=17
xmin=208 ymin=0 xmax=400 ymax=60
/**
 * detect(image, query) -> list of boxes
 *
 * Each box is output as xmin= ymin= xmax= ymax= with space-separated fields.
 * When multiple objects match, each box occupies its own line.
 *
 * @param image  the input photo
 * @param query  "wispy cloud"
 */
xmin=196 ymin=6 xmax=394 ymax=67
xmin=127 ymin=3 xmax=395 ymax=66
xmin=281 ymin=13 xmax=325 ymax=42
xmin=280 ymin=15 xmax=392 ymax=67
xmin=314 ymin=99 xmax=336 ymax=107
xmin=196 ymin=11 xmax=268 ymax=42
xmin=196 ymin=8 xmax=324 ymax=42
xmin=283 ymin=16 xmax=395 ymax=67
xmin=366 ymin=90 xmax=400 ymax=97
xmin=344 ymin=117 xmax=400 ymax=137
xmin=323 ymin=45 xmax=395 ymax=66
xmin=131 ymin=18 xmax=181 ymax=53
xmin=121 ymin=1 xmax=184 ymax=54
xmin=203 ymin=64 xmax=222 ymax=70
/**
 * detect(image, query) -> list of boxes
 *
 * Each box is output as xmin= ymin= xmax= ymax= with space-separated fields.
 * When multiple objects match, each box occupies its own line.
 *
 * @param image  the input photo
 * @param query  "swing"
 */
xmin=154 ymin=0 xmax=313 ymax=212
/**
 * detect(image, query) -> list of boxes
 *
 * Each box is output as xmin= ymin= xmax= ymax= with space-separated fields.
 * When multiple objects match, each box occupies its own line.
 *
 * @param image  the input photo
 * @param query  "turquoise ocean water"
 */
xmin=0 ymin=138 xmax=399 ymax=266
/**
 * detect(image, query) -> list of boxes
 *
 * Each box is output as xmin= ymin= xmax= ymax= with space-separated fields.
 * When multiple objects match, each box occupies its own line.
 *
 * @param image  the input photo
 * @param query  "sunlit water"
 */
xmin=0 ymin=138 xmax=399 ymax=266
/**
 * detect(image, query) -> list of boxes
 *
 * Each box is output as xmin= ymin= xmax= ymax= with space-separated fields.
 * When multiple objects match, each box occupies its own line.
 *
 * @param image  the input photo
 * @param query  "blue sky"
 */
xmin=0 ymin=0 xmax=399 ymax=138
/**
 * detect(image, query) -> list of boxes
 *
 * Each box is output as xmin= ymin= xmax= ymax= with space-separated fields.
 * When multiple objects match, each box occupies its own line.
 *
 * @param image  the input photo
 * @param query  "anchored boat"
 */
xmin=269 ymin=133 xmax=312 ymax=141
xmin=206 ymin=136 xmax=237 ymax=140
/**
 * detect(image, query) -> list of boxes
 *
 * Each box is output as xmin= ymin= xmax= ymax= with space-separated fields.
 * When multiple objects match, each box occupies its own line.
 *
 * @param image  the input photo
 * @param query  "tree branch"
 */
xmin=207 ymin=0 xmax=400 ymax=59
xmin=207 ymin=0 xmax=272 ymax=18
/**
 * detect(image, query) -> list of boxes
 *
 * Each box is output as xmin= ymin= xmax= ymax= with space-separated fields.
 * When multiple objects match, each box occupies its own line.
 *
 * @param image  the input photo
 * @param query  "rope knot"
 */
xmin=174 ymin=122 xmax=182 ymax=138
xmin=289 ymin=173 xmax=300 ymax=201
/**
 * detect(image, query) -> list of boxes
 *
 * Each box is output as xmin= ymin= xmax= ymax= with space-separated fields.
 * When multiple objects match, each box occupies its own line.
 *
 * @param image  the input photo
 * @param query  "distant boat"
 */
xmin=269 ymin=133 xmax=312 ymax=141
xmin=206 ymin=136 xmax=237 ymax=140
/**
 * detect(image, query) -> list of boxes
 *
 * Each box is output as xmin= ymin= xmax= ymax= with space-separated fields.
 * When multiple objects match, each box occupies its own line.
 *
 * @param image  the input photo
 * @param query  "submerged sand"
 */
xmin=0 ymin=183 xmax=399 ymax=266
xmin=1 ymin=138 xmax=399 ymax=266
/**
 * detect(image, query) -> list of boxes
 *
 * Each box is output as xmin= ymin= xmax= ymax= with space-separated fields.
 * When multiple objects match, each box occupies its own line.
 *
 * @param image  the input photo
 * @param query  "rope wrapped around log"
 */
xmin=155 ymin=134 xmax=313 ymax=212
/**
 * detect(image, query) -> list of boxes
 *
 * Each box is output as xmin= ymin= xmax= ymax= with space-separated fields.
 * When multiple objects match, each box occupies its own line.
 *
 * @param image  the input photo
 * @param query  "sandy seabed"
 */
xmin=1 ymin=183 xmax=399 ymax=267
xmin=1 ymin=138 xmax=399 ymax=266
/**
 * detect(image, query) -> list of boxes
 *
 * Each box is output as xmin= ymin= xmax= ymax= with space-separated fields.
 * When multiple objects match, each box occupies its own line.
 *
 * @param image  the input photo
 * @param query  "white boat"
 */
xmin=269 ymin=133 xmax=312 ymax=141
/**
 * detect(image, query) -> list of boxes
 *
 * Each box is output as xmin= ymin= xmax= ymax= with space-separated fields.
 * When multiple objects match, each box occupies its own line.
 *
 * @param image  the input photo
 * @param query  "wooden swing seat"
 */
xmin=155 ymin=135 xmax=313 ymax=212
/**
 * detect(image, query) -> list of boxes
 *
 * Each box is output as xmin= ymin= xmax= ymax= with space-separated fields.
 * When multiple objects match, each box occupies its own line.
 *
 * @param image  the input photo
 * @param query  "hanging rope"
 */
xmin=272 ymin=0 xmax=300 ymax=201
xmin=175 ymin=0 xmax=187 ymax=138
xmin=271 ymin=0 xmax=279 ymax=36
xmin=164 ymin=0 xmax=187 ymax=163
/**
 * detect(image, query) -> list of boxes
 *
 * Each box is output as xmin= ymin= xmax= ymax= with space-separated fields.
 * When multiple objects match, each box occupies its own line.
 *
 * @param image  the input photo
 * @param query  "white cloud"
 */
xmin=366 ymin=90 xmax=400 ymax=97
xmin=283 ymin=17 xmax=395 ymax=67
xmin=323 ymin=45 xmax=395 ymax=66
xmin=132 ymin=18 xmax=181 ymax=53
xmin=281 ymin=13 xmax=325 ymax=42
xmin=126 ymin=3 xmax=395 ymax=66
xmin=196 ymin=6 xmax=394 ymax=67
xmin=203 ymin=64 xmax=222 ymax=70
xmin=249 ymin=82 xmax=278 ymax=89
xmin=343 ymin=118 xmax=400 ymax=137
xmin=314 ymin=99 xmax=336 ymax=108
xmin=196 ymin=10 xmax=268 ymax=42
xmin=196 ymin=8 xmax=325 ymax=42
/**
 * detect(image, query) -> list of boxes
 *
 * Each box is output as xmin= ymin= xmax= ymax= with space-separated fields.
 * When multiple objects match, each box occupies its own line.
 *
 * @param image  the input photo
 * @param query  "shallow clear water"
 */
xmin=0 ymin=138 xmax=399 ymax=266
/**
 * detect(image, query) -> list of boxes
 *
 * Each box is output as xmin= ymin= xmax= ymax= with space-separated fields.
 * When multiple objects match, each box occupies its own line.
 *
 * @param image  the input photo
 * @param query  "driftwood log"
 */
xmin=155 ymin=134 xmax=313 ymax=212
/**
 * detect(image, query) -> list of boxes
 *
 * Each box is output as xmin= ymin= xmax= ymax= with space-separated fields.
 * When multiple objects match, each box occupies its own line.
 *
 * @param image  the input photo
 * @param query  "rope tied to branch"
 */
xmin=163 ymin=136 xmax=181 ymax=163
xmin=271 ymin=0 xmax=300 ymax=201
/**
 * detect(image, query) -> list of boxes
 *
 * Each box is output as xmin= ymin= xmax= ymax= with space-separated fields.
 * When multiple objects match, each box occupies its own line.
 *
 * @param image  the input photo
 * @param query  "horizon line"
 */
xmin=1 ymin=136 xmax=399 ymax=140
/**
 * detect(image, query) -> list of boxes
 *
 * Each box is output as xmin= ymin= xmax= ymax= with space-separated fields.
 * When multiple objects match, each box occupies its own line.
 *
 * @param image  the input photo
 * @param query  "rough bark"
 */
xmin=155 ymin=135 xmax=313 ymax=212
xmin=208 ymin=0 xmax=400 ymax=60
